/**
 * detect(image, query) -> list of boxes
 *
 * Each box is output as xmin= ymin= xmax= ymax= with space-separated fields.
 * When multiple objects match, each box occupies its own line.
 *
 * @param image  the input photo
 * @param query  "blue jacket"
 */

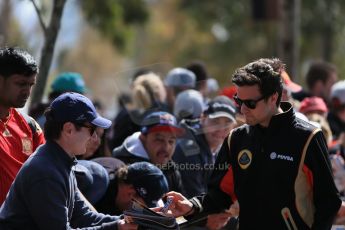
xmin=0 ymin=141 xmax=119 ymax=230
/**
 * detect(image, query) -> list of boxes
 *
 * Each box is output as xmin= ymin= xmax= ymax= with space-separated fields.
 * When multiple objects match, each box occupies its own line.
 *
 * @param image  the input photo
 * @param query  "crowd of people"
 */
xmin=1 ymin=46 xmax=345 ymax=229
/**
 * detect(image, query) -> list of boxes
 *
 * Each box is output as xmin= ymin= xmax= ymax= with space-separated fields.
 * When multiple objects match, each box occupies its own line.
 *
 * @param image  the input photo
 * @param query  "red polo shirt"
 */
xmin=0 ymin=108 xmax=45 ymax=204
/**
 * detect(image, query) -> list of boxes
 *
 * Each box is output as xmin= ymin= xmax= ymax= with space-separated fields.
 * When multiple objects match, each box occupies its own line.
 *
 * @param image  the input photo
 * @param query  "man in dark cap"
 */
xmin=0 ymin=92 xmax=137 ymax=230
xmin=86 ymin=159 xmax=168 ymax=215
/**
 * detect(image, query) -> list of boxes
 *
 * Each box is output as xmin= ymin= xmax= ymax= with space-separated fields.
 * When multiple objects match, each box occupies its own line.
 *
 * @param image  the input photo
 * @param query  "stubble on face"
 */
xmin=141 ymin=131 xmax=176 ymax=165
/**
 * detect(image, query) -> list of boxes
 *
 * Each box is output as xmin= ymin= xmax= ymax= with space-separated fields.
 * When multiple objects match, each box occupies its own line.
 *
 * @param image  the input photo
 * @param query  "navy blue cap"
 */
xmin=92 ymin=157 xmax=125 ymax=181
xmin=50 ymin=92 xmax=111 ymax=128
xmin=127 ymin=162 xmax=169 ymax=208
xmin=74 ymin=160 xmax=109 ymax=204
xmin=141 ymin=111 xmax=184 ymax=136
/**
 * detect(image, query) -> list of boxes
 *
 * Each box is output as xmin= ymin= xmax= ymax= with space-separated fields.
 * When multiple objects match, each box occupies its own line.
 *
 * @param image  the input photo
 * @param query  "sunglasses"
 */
xmin=233 ymin=94 xmax=265 ymax=109
xmin=74 ymin=123 xmax=96 ymax=136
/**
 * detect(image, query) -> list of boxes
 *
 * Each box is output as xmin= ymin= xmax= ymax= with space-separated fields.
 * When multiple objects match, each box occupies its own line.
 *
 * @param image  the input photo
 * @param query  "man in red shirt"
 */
xmin=0 ymin=47 xmax=45 ymax=204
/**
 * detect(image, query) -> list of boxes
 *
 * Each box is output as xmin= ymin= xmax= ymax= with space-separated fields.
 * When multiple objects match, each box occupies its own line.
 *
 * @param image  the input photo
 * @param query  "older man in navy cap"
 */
xmin=0 ymin=92 xmax=137 ymax=230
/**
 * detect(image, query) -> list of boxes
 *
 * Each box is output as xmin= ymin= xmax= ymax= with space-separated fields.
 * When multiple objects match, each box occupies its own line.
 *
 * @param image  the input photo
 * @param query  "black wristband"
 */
xmin=189 ymin=197 xmax=203 ymax=214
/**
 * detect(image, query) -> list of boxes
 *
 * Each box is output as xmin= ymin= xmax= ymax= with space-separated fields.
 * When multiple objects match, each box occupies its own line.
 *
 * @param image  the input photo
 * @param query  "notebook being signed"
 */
xmin=123 ymin=198 xmax=181 ymax=230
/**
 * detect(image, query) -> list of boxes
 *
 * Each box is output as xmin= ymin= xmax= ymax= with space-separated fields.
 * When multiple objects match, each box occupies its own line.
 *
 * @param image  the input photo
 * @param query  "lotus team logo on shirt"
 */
xmin=238 ymin=149 xmax=252 ymax=169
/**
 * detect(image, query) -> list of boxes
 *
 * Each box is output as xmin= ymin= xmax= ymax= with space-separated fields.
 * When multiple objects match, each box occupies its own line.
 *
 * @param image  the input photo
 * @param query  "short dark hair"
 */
xmin=186 ymin=60 xmax=208 ymax=82
xmin=0 ymin=47 xmax=39 ymax=78
xmin=306 ymin=61 xmax=337 ymax=90
xmin=44 ymin=107 xmax=85 ymax=140
xmin=186 ymin=60 xmax=208 ymax=91
xmin=43 ymin=107 xmax=64 ymax=140
xmin=232 ymin=60 xmax=283 ymax=106
xmin=257 ymin=58 xmax=286 ymax=74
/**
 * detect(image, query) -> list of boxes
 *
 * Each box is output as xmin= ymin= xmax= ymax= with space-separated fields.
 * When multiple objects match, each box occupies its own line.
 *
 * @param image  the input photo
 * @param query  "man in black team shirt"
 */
xmin=165 ymin=59 xmax=341 ymax=230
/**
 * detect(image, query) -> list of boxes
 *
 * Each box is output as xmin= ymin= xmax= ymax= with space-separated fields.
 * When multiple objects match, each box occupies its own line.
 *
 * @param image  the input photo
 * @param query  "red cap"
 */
xmin=299 ymin=96 xmax=328 ymax=115
xmin=147 ymin=125 xmax=184 ymax=137
xmin=141 ymin=111 xmax=184 ymax=137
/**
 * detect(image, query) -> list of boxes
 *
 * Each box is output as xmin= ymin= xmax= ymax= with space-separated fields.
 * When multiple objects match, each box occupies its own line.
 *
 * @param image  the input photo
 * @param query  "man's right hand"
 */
xmin=164 ymin=191 xmax=194 ymax=217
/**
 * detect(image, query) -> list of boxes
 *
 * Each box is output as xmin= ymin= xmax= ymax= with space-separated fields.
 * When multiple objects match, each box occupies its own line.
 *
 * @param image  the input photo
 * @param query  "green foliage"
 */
xmin=119 ymin=0 xmax=148 ymax=24
xmin=297 ymin=0 xmax=345 ymax=77
xmin=177 ymin=0 xmax=345 ymax=82
xmin=174 ymin=0 xmax=275 ymax=84
xmin=79 ymin=0 xmax=148 ymax=50
xmin=181 ymin=0 xmax=251 ymax=28
xmin=301 ymin=0 xmax=345 ymax=34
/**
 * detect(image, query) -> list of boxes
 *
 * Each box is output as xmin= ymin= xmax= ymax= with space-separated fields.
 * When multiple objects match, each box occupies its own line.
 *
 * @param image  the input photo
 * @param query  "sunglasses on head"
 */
xmin=74 ymin=123 xmax=96 ymax=136
xmin=233 ymin=94 xmax=266 ymax=109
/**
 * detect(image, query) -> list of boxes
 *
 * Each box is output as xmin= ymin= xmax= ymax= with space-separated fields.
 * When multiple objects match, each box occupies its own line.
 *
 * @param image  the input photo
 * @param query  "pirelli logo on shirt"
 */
xmin=238 ymin=149 xmax=252 ymax=169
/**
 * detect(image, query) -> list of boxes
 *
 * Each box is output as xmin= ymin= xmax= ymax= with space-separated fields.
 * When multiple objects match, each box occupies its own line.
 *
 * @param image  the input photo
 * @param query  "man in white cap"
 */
xmin=328 ymin=80 xmax=345 ymax=140
xmin=164 ymin=67 xmax=196 ymax=112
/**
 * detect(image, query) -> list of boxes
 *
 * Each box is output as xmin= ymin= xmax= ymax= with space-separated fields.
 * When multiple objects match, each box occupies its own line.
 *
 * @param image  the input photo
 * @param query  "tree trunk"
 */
xmin=277 ymin=0 xmax=300 ymax=81
xmin=0 ymin=0 xmax=11 ymax=46
xmin=322 ymin=26 xmax=333 ymax=62
xmin=30 ymin=0 xmax=67 ymax=105
xmin=322 ymin=0 xmax=335 ymax=62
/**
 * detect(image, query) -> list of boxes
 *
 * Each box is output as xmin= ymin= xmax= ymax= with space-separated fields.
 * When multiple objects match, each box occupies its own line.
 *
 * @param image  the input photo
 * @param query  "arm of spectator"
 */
xmin=77 ymin=189 xmax=97 ymax=212
xmin=71 ymin=186 xmax=121 ymax=229
xmin=26 ymin=178 xmax=121 ymax=230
